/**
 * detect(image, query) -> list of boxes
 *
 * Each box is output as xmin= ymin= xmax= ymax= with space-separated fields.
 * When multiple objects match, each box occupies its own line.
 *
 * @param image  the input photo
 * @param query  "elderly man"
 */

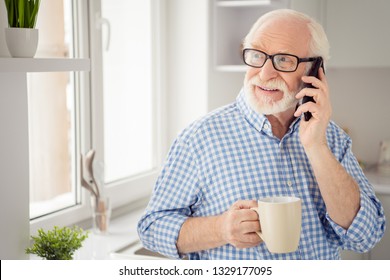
xmin=137 ymin=9 xmax=385 ymax=259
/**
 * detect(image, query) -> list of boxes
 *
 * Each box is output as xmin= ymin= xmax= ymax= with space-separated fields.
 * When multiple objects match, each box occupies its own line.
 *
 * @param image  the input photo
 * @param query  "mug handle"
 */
xmin=250 ymin=207 xmax=265 ymax=241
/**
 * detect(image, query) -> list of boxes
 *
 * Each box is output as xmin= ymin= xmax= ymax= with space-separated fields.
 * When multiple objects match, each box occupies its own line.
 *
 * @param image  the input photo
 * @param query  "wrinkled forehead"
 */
xmin=250 ymin=17 xmax=311 ymax=57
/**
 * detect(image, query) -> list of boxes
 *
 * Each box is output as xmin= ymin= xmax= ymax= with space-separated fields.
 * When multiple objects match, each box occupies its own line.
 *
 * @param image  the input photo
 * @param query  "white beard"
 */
xmin=244 ymin=75 xmax=299 ymax=115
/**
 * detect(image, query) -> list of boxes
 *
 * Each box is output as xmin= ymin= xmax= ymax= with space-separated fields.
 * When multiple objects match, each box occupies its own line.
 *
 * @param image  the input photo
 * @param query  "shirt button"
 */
xmin=287 ymin=180 xmax=293 ymax=187
xmin=263 ymin=123 xmax=270 ymax=130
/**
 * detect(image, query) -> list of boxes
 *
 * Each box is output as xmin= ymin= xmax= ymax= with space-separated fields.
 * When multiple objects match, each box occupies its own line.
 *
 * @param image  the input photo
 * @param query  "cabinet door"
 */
xmin=213 ymin=0 xmax=290 ymax=71
xmin=325 ymin=0 xmax=390 ymax=67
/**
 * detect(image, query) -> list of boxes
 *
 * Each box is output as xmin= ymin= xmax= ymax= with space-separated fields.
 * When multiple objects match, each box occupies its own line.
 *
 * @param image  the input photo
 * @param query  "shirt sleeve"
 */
xmin=325 ymin=140 xmax=386 ymax=253
xmin=137 ymin=137 xmax=203 ymax=259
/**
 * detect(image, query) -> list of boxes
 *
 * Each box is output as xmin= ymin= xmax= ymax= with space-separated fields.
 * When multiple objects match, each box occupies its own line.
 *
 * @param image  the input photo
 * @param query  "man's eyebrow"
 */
xmin=247 ymin=45 xmax=294 ymax=54
xmin=272 ymin=48 xmax=295 ymax=54
xmin=248 ymin=43 xmax=262 ymax=49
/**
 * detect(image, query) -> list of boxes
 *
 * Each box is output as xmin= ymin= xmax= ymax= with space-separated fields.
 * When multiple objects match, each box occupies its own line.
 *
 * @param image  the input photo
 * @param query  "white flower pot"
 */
xmin=5 ymin=28 xmax=39 ymax=58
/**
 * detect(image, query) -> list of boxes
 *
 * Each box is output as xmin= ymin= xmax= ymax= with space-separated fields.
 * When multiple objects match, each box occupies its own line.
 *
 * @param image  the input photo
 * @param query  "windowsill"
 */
xmin=73 ymin=206 xmax=146 ymax=260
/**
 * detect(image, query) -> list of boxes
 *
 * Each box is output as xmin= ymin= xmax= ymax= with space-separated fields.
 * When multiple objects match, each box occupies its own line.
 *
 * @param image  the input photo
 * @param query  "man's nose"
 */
xmin=259 ymin=58 xmax=278 ymax=81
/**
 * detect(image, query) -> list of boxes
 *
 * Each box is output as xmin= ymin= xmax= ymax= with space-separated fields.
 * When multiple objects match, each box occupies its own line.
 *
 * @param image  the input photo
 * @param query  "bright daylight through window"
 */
xmin=28 ymin=0 xmax=157 ymax=220
xmin=101 ymin=0 xmax=154 ymax=183
xmin=28 ymin=0 xmax=77 ymax=219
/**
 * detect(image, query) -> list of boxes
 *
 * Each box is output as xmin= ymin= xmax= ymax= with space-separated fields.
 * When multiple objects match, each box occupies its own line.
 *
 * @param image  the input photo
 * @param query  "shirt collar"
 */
xmin=236 ymin=87 xmax=301 ymax=136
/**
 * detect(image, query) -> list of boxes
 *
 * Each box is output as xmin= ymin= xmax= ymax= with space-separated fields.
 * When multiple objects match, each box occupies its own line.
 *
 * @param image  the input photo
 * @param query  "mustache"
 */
xmin=248 ymin=76 xmax=289 ymax=92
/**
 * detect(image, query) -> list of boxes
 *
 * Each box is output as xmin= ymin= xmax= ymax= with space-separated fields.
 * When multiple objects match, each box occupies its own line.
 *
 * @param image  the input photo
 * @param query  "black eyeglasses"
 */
xmin=243 ymin=48 xmax=319 ymax=72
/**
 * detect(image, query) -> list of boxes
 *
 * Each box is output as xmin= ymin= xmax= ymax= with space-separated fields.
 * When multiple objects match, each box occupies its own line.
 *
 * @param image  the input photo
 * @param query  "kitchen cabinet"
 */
xmin=292 ymin=0 xmax=390 ymax=68
xmin=208 ymin=0 xmax=292 ymax=111
xmin=212 ymin=0 xmax=290 ymax=72
xmin=213 ymin=0 xmax=390 ymax=71
xmin=325 ymin=0 xmax=390 ymax=68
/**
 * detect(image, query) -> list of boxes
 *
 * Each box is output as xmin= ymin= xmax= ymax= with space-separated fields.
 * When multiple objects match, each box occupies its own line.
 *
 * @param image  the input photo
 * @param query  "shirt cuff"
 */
xmin=325 ymin=192 xmax=376 ymax=244
xmin=152 ymin=214 xmax=188 ymax=259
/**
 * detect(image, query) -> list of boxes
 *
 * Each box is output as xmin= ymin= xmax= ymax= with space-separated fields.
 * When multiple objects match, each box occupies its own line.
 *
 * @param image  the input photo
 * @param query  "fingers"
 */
xmin=318 ymin=67 xmax=328 ymax=86
xmin=237 ymin=232 xmax=262 ymax=248
xmin=294 ymin=89 xmax=332 ymax=120
xmin=224 ymin=207 xmax=259 ymax=226
xmin=295 ymin=83 xmax=327 ymax=101
xmin=241 ymin=219 xmax=261 ymax=233
xmin=301 ymin=76 xmax=322 ymax=91
xmin=222 ymin=200 xmax=262 ymax=248
xmin=302 ymin=67 xmax=327 ymax=86
xmin=230 ymin=200 xmax=258 ymax=210
xmin=297 ymin=68 xmax=328 ymax=98
xmin=294 ymin=101 xmax=320 ymax=118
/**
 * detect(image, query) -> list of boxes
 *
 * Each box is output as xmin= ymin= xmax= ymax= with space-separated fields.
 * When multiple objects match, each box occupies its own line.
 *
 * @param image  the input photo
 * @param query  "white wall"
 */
xmin=207 ymin=70 xmax=244 ymax=111
xmin=0 ymin=72 xmax=30 ymax=260
xmin=165 ymin=0 xmax=209 ymax=145
xmin=328 ymin=68 xmax=390 ymax=164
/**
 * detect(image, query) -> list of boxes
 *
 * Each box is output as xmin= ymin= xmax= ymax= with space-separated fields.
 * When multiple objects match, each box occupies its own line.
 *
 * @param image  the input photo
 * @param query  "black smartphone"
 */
xmin=301 ymin=57 xmax=324 ymax=121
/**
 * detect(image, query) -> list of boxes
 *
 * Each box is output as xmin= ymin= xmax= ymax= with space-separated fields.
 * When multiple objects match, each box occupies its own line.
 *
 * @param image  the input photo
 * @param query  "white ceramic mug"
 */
xmin=251 ymin=196 xmax=302 ymax=253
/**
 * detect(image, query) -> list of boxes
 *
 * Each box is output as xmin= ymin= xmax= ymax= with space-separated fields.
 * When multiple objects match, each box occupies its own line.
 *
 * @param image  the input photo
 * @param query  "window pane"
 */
xmin=101 ymin=0 xmax=154 ymax=183
xmin=28 ymin=0 xmax=77 ymax=219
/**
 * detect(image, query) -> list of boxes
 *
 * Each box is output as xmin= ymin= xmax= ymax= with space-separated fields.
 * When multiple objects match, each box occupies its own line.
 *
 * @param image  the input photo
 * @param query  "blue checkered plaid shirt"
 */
xmin=138 ymin=88 xmax=386 ymax=260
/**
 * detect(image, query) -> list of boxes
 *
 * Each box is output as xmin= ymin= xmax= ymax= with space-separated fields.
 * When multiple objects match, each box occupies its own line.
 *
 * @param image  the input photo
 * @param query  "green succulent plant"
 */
xmin=25 ymin=226 xmax=89 ymax=260
xmin=4 ymin=0 xmax=41 ymax=28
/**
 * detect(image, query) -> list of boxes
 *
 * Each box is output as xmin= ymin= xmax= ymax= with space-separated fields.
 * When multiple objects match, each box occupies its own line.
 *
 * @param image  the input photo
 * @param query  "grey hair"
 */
xmin=242 ymin=9 xmax=330 ymax=63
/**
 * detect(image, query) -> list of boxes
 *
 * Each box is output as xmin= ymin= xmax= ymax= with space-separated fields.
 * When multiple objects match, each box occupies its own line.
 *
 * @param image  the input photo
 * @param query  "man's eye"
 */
xmin=277 ymin=56 xmax=292 ymax=63
xmin=253 ymin=53 xmax=262 ymax=60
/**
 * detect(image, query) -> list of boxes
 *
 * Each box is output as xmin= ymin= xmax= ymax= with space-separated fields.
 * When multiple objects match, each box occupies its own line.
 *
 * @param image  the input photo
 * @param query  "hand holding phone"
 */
xmin=301 ymin=57 xmax=324 ymax=121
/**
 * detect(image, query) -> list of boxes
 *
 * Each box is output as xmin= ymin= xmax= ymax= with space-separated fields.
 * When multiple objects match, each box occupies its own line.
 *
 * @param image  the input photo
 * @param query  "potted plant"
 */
xmin=4 ymin=0 xmax=41 ymax=57
xmin=25 ymin=226 xmax=89 ymax=260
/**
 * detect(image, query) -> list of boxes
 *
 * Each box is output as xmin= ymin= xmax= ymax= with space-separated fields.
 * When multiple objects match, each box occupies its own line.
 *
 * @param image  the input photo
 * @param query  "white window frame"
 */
xmin=30 ymin=0 xmax=167 ymax=234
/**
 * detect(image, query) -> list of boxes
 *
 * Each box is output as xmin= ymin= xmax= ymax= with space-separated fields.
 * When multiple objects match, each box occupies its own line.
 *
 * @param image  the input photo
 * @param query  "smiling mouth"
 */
xmin=257 ymin=85 xmax=281 ymax=93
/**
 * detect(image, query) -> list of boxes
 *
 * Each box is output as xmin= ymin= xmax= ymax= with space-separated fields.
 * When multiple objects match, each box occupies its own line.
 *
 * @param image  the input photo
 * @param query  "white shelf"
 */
xmin=0 ymin=57 xmax=90 ymax=73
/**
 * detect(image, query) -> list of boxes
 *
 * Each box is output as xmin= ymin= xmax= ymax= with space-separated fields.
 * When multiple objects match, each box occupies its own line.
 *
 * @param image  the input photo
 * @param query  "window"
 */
xmin=100 ymin=0 xmax=154 ymax=183
xmin=90 ymin=0 xmax=163 ymax=208
xmin=30 ymin=0 xmax=164 ymax=228
xmin=28 ymin=0 xmax=78 ymax=219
